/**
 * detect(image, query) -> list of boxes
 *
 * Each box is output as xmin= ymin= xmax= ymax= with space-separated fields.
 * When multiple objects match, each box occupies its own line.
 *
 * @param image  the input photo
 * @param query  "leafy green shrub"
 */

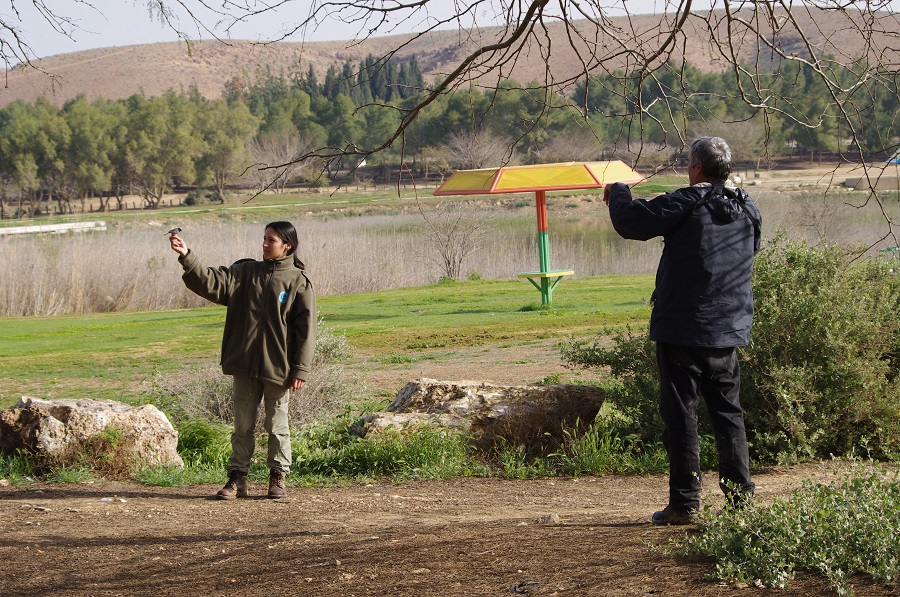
xmin=183 ymin=189 xmax=224 ymax=205
xmin=176 ymin=419 xmax=232 ymax=467
xmin=494 ymin=437 xmax=553 ymax=478
xmin=557 ymin=325 xmax=662 ymax=445
xmin=307 ymin=176 xmax=330 ymax=189
xmin=743 ymin=237 xmax=900 ymax=462
xmin=552 ymin=410 xmax=668 ymax=475
xmin=678 ymin=462 xmax=900 ymax=595
xmin=559 ymin=238 xmax=900 ymax=464
xmin=292 ymin=408 xmax=476 ymax=480
xmin=0 ymin=449 xmax=38 ymax=484
xmin=535 ymin=373 xmax=563 ymax=385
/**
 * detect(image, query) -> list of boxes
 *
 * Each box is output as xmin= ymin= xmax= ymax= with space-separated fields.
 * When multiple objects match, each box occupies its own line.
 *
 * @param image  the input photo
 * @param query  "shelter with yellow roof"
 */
xmin=435 ymin=161 xmax=643 ymax=304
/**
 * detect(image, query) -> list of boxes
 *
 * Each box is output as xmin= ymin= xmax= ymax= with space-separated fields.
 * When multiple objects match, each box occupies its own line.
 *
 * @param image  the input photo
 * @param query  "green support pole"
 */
xmin=519 ymin=189 xmax=573 ymax=305
xmin=536 ymin=190 xmax=552 ymax=305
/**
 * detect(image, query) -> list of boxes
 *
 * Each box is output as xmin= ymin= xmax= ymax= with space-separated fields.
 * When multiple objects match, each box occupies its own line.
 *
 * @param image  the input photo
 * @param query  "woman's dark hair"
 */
xmin=265 ymin=221 xmax=305 ymax=269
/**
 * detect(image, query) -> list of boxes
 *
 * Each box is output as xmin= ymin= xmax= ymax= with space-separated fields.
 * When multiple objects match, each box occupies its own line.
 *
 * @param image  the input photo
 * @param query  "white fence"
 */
xmin=0 ymin=221 xmax=107 ymax=236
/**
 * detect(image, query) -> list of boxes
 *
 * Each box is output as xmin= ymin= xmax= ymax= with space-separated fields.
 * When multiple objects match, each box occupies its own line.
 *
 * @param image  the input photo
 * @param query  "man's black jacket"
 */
xmin=607 ymin=181 xmax=761 ymax=348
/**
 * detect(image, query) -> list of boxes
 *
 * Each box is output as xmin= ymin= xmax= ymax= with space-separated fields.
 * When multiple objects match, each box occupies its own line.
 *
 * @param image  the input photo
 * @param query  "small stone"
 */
xmin=537 ymin=513 xmax=561 ymax=524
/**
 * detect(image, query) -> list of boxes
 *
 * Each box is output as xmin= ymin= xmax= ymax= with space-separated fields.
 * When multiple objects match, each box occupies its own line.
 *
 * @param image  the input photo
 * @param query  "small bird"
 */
xmin=166 ymin=227 xmax=182 ymax=236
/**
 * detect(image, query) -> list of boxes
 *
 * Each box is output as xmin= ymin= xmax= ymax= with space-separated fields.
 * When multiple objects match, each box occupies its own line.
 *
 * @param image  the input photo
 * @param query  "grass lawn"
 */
xmin=0 ymin=274 xmax=653 ymax=407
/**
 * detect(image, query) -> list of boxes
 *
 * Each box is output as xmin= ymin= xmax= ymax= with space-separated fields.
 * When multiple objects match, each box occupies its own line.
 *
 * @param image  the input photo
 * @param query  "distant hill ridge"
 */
xmin=0 ymin=8 xmax=888 ymax=108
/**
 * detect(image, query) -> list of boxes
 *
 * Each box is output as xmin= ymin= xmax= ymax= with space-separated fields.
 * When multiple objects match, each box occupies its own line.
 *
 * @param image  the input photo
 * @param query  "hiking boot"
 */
xmin=215 ymin=471 xmax=249 ymax=500
xmin=651 ymin=505 xmax=698 ymax=526
xmin=267 ymin=470 xmax=286 ymax=499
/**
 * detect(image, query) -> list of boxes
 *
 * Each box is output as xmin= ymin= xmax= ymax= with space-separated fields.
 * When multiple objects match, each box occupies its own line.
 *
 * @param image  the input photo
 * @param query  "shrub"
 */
xmin=292 ymin=408 xmax=476 ymax=480
xmin=183 ymin=189 xmax=223 ymax=205
xmin=146 ymin=364 xmax=235 ymax=424
xmin=559 ymin=237 xmax=900 ymax=464
xmin=145 ymin=319 xmax=365 ymax=429
xmin=678 ymin=462 xmax=900 ymax=595
xmin=176 ymin=419 xmax=232 ymax=467
xmin=743 ymin=237 xmax=900 ymax=462
xmin=0 ymin=449 xmax=38 ymax=484
xmin=557 ymin=325 xmax=662 ymax=446
xmin=552 ymin=410 xmax=668 ymax=475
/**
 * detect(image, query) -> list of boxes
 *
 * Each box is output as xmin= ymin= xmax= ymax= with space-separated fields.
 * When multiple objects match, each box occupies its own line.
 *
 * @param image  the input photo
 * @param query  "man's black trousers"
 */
xmin=656 ymin=342 xmax=755 ymax=510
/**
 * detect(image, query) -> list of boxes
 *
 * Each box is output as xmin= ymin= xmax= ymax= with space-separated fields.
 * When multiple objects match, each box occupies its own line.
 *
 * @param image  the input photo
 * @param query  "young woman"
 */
xmin=170 ymin=221 xmax=316 ymax=499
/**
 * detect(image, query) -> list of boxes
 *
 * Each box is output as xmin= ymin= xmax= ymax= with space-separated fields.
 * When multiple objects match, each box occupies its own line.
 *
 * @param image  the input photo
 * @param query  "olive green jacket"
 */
xmin=179 ymin=250 xmax=316 ymax=384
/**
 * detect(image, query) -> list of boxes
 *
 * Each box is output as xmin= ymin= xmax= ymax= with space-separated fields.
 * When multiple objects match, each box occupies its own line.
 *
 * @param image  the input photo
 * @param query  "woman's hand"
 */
xmin=169 ymin=234 xmax=189 ymax=257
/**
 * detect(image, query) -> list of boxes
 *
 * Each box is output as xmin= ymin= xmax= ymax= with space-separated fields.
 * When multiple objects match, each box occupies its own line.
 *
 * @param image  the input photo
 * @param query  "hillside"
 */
xmin=0 ymin=7 xmax=895 ymax=107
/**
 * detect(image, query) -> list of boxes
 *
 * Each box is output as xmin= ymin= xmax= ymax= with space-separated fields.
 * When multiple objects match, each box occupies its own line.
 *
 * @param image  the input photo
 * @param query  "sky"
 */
xmin=5 ymin=0 xmax=683 ymax=61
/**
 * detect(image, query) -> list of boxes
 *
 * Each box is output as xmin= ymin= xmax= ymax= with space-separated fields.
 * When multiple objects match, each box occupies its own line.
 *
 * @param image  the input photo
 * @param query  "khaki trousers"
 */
xmin=228 ymin=375 xmax=292 ymax=474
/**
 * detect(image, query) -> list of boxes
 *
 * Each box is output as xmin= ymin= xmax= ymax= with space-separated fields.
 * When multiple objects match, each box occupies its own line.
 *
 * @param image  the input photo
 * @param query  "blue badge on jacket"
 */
xmin=278 ymin=291 xmax=288 ymax=304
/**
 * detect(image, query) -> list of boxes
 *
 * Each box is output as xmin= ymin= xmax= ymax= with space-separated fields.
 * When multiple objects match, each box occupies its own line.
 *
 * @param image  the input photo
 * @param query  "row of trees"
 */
xmin=228 ymin=54 xmax=426 ymax=107
xmin=1 ymin=55 xmax=898 ymax=217
xmin=0 ymin=92 xmax=258 ymax=216
xmin=213 ymin=54 xmax=900 ymax=167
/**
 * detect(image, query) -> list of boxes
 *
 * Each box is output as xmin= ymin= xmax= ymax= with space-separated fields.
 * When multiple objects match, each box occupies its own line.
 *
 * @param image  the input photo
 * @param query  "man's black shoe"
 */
xmin=651 ymin=505 xmax=698 ymax=526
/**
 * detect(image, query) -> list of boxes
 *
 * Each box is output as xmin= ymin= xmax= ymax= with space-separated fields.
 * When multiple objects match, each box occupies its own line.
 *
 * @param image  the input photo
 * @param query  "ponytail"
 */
xmin=265 ymin=221 xmax=305 ymax=269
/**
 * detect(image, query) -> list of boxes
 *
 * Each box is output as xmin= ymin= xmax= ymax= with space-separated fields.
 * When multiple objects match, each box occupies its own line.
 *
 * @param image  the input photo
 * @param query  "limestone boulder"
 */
xmin=362 ymin=379 xmax=605 ymax=450
xmin=0 ymin=397 xmax=183 ymax=468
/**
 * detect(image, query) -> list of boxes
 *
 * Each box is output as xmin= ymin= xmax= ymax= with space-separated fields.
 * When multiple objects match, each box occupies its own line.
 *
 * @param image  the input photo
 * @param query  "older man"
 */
xmin=604 ymin=137 xmax=762 ymax=525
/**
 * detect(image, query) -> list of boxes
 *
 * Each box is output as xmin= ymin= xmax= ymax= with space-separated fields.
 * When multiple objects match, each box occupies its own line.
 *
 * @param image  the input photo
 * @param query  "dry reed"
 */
xmin=1 ymin=191 xmax=897 ymax=317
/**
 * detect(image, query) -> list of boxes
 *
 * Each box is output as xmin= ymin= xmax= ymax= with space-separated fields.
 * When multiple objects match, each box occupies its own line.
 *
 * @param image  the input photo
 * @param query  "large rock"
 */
xmin=0 ymin=397 xmax=183 ymax=468
xmin=362 ymin=379 xmax=605 ymax=450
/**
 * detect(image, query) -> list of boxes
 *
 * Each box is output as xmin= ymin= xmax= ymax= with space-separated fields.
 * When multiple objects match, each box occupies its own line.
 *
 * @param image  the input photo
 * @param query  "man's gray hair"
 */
xmin=689 ymin=137 xmax=732 ymax=181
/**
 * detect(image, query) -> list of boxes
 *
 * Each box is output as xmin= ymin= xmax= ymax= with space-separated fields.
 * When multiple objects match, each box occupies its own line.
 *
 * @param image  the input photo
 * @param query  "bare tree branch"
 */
xmin=5 ymin=1 xmax=900 ymax=238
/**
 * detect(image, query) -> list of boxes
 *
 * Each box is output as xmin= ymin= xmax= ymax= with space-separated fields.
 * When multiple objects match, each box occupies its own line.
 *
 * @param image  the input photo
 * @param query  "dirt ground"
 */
xmin=1 ymin=464 xmax=896 ymax=596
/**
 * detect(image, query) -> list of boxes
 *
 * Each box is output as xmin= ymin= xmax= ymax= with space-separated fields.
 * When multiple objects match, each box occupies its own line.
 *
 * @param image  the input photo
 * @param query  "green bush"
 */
xmin=0 ymin=449 xmax=38 ymax=484
xmin=176 ymin=419 xmax=232 ymax=467
xmin=743 ymin=237 xmax=900 ymax=462
xmin=678 ymin=462 xmax=900 ymax=595
xmin=559 ymin=237 xmax=900 ymax=464
xmin=557 ymin=325 xmax=662 ymax=445
xmin=551 ymin=410 xmax=668 ymax=475
xmin=292 ymin=408 xmax=477 ymax=480
xmin=183 ymin=189 xmax=224 ymax=205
